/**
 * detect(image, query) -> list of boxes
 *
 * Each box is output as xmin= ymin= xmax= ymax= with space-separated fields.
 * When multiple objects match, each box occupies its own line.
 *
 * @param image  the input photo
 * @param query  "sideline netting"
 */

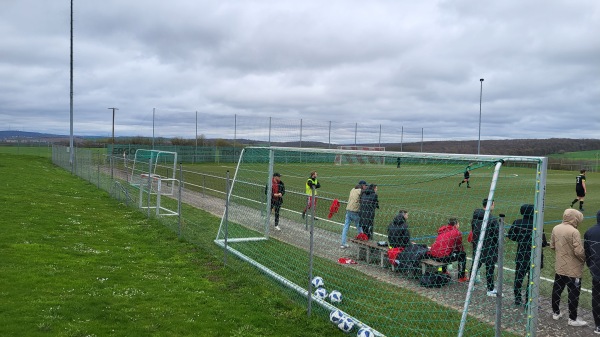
xmin=216 ymin=146 xmax=547 ymax=337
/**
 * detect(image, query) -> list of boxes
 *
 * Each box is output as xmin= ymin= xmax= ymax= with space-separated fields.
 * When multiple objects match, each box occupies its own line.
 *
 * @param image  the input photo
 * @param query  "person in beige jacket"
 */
xmin=340 ymin=180 xmax=367 ymax=248
xmin=550 ymin=208 xmax=587 ymax=327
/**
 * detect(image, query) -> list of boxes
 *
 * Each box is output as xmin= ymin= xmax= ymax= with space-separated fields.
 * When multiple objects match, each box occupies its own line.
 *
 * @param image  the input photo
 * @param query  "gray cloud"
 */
xmin=0 ymin=0 xmax=598 ymax=144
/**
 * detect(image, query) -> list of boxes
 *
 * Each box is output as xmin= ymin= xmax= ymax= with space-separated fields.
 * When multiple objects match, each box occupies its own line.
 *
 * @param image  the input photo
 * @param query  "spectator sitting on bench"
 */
xmin=426 ymin=217 xmax=469 ymax=282
xmin=387 ymin=210 xmax=411 ymax=264
xmin=388 ymin=210 xmax=410 ymax=249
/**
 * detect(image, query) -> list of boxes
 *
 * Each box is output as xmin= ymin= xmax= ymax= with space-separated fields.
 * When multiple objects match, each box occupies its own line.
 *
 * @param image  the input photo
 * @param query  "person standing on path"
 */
xmin=507 ymin=204 xmax=548 ymax=306
xmin=340 ymin=180 xmax=367 ymax=248
xmin=470 ymin=198 xmax=502 ymax=296
xmin=550 ymin=208 xmax=587 ymax=327
xmin=265 ymin=172 xmax=285 ymax=231
xmin=584 ymin=210 xmax=600 ymax=333
xmin=302 ymin=171 xmax=320 ymax=219
xmin=359 ymin=184 xmax=379 ymax=239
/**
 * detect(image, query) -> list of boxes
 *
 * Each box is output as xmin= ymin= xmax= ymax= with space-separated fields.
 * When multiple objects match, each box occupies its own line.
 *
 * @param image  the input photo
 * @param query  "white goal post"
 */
xmin=216 ymin=146 xmax=548 ymax=337
xmin=129 ymin=149 xmax=179 ymax=216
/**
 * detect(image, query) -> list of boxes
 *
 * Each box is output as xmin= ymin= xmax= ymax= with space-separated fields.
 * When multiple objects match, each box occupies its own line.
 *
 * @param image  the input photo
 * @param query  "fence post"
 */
xmin=223 ymin=171 xmax=230 ymax=266
xmin=307 ymin=185 xmax=316 ymax=316
xmin=178 ymin=163 xmax=183 ymax=238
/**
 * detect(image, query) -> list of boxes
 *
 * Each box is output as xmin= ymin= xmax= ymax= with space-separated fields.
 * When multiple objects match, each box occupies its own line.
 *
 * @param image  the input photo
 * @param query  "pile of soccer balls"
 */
xmin=312 ymin=276 xmax=375 ymax=336
xmin=311 ymin=276 xmax=342 ymax=303
xmin=329 ymin=309 xmax=375 ymax=336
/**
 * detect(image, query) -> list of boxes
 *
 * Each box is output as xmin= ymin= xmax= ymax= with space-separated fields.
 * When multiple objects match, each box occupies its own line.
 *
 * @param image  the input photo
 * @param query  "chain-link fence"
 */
xmin=52 ymin=144 xmax=597 ymax=337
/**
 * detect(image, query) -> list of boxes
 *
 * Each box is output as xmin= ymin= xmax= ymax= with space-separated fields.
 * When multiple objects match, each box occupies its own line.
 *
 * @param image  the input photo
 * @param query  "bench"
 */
xmin=349 ymin=239 xmax=390 ymax=268
xmin=420 ymin=258 xmax=451 ymax=275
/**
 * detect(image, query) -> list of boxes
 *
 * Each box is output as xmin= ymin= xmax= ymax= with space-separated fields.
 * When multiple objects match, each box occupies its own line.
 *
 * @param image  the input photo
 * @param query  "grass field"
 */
xmin=3 ymin=146 xmax=599 ymax=336
xmin=186 ymin=149 xmax=599 ymax=324
xmin=0 ymin=153 xmax=347 ymax=336
xmin=549 ymin=149 xmax=600 ymax=160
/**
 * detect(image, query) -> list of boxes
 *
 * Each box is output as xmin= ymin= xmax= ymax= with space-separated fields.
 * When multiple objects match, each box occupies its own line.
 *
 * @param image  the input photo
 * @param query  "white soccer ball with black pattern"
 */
xmin=329 ymin=309 xmax=345 ymax=324
xmin=314 ymin=287 xmax=328 ymax=299
xmin=329 ymin=290 xmax=342 ymax=303
xmin=311 ymin=276 xmax=324 ymax=288
xmin=357 ymin=327 xmax=375 ymax=337
xmin=338 ymin=316 xmax=355 ymax=333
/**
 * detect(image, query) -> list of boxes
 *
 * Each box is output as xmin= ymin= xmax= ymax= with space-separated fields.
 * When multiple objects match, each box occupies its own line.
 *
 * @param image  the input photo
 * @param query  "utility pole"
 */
xmin=108 ymin=107 xmax=118 ymax=147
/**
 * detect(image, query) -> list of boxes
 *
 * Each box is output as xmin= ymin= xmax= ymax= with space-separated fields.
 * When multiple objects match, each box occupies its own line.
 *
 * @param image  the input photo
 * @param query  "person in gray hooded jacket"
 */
xmin=584 ymin=210 xmax=600 ymax=333
xmin=550 ymin=208 xmax=586 ymax=327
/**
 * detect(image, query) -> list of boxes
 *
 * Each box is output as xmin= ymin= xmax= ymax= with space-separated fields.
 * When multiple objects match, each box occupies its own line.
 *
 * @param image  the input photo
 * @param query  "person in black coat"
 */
xmin=584 ymin=210 xmax=600 ymax=333
xmin=265 ymin=172 xmax=285 ymax=230
xmin=359 ymin=184 xmax=379 ymax=239
xmin=507 ymin=204 xmax=548 ymax=306
xmin=388 ymin=210 xmax=410 ymax=249
xmin=470 ymin=198 xmax=502 ymax=295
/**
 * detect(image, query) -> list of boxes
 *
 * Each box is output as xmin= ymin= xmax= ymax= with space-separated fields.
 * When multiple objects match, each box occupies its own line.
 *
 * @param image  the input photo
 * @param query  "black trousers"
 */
xmin=593 ymin=278 xmax=600 ymax=327
xmin=551 ymin=273 xmax=582 ymax=320
xmin=471 ymin=247 xmax=497 ymax=292
xmin=514 ymin=255 xmax=530 ymax=304
xmin=271 ymin=200 xmax=282 ymax=226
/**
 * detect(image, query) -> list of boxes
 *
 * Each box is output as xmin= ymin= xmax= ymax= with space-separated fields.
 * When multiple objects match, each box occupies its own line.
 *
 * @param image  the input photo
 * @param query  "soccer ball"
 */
xmin=338 ymin=316 xmax=355 ymax=333
xmin=314 ymin=287 xmax=328 ymax=299
xmin=329 ymin=309 xmax=345 ymax=324
xmin=357 ymin=327 xmax=375 ymax=337
xmin=311 ymin=276 xmax=324 ymax=288
xmin=329 ymin=290 xmax=342 ymax=303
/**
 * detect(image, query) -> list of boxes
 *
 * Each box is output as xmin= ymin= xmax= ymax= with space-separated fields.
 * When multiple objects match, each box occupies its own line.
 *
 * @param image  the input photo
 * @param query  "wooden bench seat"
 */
xmin=349 ymin=239 xmax=390 ymax=268
xmin=420 ymin=258 xmax=451 ymax=275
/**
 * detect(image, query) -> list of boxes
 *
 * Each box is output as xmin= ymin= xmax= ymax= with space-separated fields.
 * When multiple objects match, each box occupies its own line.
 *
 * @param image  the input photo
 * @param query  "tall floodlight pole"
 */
xmin=195 ymin=110 xmax=198 ymax=164
xmin=400 ymin=126 xmax=403 ymax=152
xmin=477 ymin=78 xmax=484 ymax=155
xmin=69 ymin=0 xmax=74 ymax=170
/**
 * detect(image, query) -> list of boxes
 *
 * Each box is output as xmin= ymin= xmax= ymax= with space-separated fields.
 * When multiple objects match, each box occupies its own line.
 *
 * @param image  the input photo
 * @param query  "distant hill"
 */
xmin=0 ymin=130 xmax=67 ymax=139
xmin=383 ymin=138 xmax=600 ymax=157
xmin=2 ymin=131 xmax=599 ymax=157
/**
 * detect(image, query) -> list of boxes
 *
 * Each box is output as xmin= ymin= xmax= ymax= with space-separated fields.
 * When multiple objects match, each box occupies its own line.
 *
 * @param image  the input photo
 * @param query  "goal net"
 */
xmin=216 ymin=146 xmax=547 ymax=337
xmin=334 ymin=146 xmax=385 ymax=165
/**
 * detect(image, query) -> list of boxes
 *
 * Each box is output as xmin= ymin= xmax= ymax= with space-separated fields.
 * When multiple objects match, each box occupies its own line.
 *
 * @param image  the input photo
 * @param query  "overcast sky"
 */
xmin=1 ymin=0 xmax=598 ymax=144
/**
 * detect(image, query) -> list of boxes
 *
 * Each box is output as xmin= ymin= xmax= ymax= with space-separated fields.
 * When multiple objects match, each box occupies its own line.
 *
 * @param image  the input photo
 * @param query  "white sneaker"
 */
xmin=552 ymin=312 xmax=563 ymax=320
xmin=486 ymin=289 xmax=504 ymax=297
xmin=274 ymin=226 xmax=281 ymax=231
xmin=568 ymin=318 xmax=588 ymax=327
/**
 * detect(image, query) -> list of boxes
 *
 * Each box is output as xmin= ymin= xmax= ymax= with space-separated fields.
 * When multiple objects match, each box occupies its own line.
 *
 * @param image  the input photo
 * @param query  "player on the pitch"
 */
xmin=458 ymin=164 xmax=472 ymax=188
xmin=570 ymin=169 xmax=587 ymax=212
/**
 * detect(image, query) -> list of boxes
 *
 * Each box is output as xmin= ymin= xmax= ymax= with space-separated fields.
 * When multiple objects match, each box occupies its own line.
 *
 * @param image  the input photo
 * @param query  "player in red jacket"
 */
xmin=427 ymin=218 xmax=468 ymax=282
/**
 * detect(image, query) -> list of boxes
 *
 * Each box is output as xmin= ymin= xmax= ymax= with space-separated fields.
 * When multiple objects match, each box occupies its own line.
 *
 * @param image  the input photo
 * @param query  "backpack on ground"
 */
xmin=419 ymin=271 xmax=451 ymax=288
xmin=394 ymin=243 xmax=429 ymax=277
